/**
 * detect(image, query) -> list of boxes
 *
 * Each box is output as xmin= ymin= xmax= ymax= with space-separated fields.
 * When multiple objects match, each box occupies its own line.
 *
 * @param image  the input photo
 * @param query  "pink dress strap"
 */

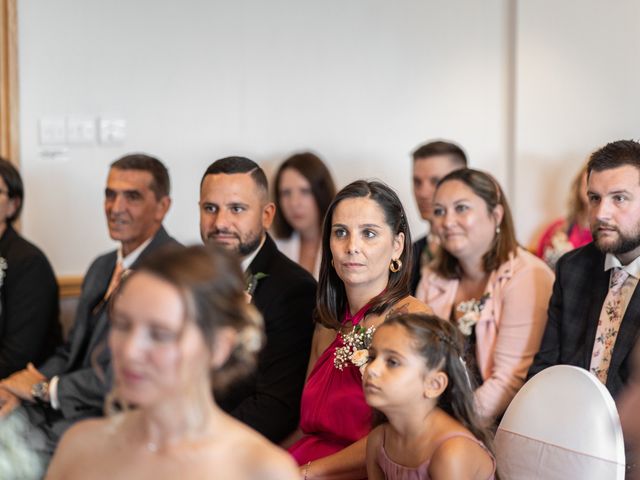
xmin=377 ymin=428 xmax=496 ymax=480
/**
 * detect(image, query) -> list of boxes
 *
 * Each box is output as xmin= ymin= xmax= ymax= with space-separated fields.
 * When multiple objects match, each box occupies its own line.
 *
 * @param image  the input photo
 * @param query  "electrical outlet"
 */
xmin=39 ymin=117 xmax=66 ymax=145
xmin=99 ymin=117 xmax=127 ymax=144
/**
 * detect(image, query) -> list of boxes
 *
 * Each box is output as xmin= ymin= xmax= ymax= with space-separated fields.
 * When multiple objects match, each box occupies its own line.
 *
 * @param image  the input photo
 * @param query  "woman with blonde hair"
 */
xmin=536 ymin=162 xmax=592 ymax=269
xmin=47 ymin=245 xmax=299 ymax=480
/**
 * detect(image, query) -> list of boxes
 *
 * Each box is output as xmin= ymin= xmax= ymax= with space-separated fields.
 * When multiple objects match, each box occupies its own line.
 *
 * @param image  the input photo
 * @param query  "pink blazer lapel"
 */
xmin=475 ymin=252 xmax=517 ymax=380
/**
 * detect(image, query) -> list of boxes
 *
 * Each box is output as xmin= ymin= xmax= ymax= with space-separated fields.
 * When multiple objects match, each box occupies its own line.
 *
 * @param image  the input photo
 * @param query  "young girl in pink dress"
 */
xmin=364 ymin=313 xmax=496 ymax=480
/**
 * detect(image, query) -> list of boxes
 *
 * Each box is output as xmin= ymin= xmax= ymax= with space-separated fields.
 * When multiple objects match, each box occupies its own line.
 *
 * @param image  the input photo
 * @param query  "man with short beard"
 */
xmin=529 ymin=140 xmax=640 ymax=399
xmin=199 ymin=156 xmax=316 ymax=443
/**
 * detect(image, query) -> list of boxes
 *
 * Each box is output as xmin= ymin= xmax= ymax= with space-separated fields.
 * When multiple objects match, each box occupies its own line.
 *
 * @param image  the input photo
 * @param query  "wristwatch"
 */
xmin=31 ymin=381 xmax=50 ymax=403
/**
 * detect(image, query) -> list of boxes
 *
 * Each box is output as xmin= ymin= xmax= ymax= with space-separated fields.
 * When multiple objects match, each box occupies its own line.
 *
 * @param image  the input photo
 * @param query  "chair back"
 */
xmin=495 ymin=365 xmax=625 ymax=479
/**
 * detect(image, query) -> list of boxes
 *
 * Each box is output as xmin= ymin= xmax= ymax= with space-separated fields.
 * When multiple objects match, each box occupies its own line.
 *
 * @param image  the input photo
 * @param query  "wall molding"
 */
xmin=0 ymin=0 xmax=19 ymax=165
xmin=58 ymin=275 xmax=83 ymax=298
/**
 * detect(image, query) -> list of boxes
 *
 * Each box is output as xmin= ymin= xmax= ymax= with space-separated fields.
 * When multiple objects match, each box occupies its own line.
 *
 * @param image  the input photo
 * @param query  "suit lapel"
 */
xmin=85 ymin=227 xmax=172 ymax=357
xmin=247 ymin=235 xmax=275 ymax=305
xmin=66 ymin=252 xmax=117 ymax=368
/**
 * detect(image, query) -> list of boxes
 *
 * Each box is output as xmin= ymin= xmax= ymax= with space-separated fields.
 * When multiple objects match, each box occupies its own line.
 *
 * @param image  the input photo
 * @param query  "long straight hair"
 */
xmin=316 ymin=180 xmax=412 ymax=330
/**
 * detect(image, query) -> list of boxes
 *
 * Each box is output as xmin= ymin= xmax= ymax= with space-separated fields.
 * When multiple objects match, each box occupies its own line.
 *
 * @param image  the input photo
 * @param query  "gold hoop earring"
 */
xmin=331 ymin=259 xmax=334 ymax=268
xmin=389 ymin=258 xmax=402 ymax=273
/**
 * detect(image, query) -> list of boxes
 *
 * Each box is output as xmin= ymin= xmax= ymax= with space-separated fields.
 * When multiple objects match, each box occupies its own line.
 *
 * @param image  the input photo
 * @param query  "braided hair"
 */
xmin=381 ymin=312 xmax=495 ymax=456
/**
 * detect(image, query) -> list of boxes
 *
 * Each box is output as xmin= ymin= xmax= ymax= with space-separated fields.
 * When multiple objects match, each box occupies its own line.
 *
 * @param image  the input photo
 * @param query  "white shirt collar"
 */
xmin=241 ymin=234 xmax=267 ymax=272
xmin=604 ymin=252 xmax=640 ymax=279
xmin=117 ymin=236 xmax=153 ymax=270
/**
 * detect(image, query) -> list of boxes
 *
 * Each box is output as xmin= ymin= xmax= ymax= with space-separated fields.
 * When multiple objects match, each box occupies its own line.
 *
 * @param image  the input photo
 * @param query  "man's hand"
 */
xmin=0 ymin=388 xmax=20 ymax=418
xmin=1 ymin=363 xmax=46 ymax=402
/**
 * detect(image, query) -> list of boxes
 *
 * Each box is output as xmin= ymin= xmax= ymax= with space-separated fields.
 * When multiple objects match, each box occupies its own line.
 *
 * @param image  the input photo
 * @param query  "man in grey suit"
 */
xmin=0 ymin=153 xmax=180 ymax=455
xmin=529 ymin=140 xmax=640 ymax=399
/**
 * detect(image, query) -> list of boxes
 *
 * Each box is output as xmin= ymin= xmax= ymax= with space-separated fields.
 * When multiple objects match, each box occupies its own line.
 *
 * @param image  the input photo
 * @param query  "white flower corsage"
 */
xmin=334 ymin=324 xmax=375 ymax=372
xmin=456 ymin=293 xmax=490 ymax=336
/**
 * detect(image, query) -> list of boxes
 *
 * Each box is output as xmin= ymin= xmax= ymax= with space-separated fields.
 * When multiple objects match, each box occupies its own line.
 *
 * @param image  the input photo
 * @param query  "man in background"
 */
xmin=410 ymin=140 xmax=467 ymax=293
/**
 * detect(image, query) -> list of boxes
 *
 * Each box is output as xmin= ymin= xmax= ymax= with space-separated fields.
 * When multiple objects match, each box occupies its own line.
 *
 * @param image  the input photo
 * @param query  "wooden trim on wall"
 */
xmin=58 ymin=275 xmax=83 ymax=298
xmin=0 ymin=0 xmax=19 ymax=166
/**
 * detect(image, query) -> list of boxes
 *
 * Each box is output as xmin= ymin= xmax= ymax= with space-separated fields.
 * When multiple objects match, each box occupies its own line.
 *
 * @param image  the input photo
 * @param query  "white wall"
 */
xmin=23 ymin=1 xmax=640 ymax=276
xmin=514 ymin=0 xmax=640 ymax=246
xmin=18 ymin=0 xmax=509 ymax=275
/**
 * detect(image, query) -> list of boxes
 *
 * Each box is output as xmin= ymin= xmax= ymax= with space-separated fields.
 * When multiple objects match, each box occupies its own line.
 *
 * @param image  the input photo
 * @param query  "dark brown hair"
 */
xmin=431 ymin=168 xmax=518 ymax=279
xmin=272 ymin=152 xmax=336 ymax=238
xmin=111 ymin=153 xmax=170 ymax=200
xmin=412 ymin=140 xmax=467 ymax=167
xmin=316 ymin=180 xmax=412 ymax=330
xmin=588 ymin=139 xmax=640 ymax=177
xmin=201 ymin=156 xmax=268 ymax=198
xmin=380 ymin=313 xmax=495 ymax=456
xmin=0 ymin=157 xmax=23 ymax=223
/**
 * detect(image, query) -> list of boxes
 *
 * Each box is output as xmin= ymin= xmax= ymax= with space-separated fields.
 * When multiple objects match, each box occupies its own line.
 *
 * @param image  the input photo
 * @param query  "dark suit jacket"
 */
xmin=217 ymin=234 xmax=316 ymax=443
xmin=528 ymin=242 xmax=640 ymax=398
xmin=410 ymin=235 xmax=428 ymax=295
xmin=31 ymin=226 xmax=180 ymax=451
xmin=0 ymin=225 xmax=61 ymax=378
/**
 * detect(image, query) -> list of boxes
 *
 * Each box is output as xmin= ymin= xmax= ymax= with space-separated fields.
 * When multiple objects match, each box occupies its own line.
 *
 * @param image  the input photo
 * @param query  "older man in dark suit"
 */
xmin=0 ymin=153 xmax=180 ymax=455
xmin=200 ymin=156 xmax=316 ymax=443
xmin=529 ymin=140 xmax=640 ymax=399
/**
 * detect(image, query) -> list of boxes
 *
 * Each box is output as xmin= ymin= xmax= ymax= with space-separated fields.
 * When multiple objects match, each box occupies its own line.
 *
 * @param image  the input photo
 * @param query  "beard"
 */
xmin=204 ymin=228 xmax=263 ymax=257
xmin=592 ymin=221 xmax=640 ymax=255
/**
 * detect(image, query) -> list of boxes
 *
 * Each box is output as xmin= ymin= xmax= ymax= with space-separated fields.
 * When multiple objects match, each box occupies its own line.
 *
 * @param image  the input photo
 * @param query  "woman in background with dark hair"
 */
xmin=288 ymin=180 xmax=431 ymax=479
xmin=416 ymin=168 xmax=553 ymax=422
xmin=0 ymin=157 xmax=60 ymax=378
xmin=273 ymin=152 xmax=336 ymax=279
xmin=47 ymin=245 xmax=299 ymax=480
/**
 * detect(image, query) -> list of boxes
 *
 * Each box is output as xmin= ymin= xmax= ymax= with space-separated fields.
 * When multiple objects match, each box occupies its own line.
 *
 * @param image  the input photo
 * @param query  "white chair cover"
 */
xmin=495 ymin=365 xmax=625 ymax=479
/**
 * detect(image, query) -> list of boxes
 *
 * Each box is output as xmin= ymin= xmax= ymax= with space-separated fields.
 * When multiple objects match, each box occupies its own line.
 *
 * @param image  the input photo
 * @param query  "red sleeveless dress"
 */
xmin=289 ymin=304 xmax=373 ymax=464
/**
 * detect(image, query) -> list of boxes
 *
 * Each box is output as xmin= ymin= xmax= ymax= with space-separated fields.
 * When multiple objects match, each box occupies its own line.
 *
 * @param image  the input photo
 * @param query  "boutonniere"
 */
xmin=0 ymin=257 xmax=7 ymax=288
xmin=334 ymin=324 xmax=376 ymax=373
xmin=456 ymin=293 xmax=490 ymax=336
xmin=245 ymin=272 xmax=269 ymax=298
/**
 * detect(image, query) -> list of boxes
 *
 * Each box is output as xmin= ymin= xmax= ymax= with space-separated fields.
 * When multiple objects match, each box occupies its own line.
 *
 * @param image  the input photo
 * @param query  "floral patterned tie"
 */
xmin=590 ymin=267 xmax=630 ymax=384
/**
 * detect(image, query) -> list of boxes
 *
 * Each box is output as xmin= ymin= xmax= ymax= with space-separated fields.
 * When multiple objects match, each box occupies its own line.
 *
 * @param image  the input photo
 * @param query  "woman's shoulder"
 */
xmin=499 ymin=247 xmax=554 ymax=279
xmin=428 ymin=429 xmax=494 ymax=480
xmin=59 ymin=417 xmax=111 ymax=448
xmin=47 ymin=418 xmax=113 ymax=478
xmin=229 ymin=422 xmax=300 ymax=480
xmin=387 ymin=295 xmax=433 ymax=316
xmin=429 ymin=435 xmax=494 ymax=480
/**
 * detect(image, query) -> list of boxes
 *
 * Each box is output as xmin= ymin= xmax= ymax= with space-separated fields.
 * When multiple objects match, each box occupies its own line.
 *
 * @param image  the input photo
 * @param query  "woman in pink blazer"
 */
xmin=416 ymin=168 xmax=554 ymax=422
